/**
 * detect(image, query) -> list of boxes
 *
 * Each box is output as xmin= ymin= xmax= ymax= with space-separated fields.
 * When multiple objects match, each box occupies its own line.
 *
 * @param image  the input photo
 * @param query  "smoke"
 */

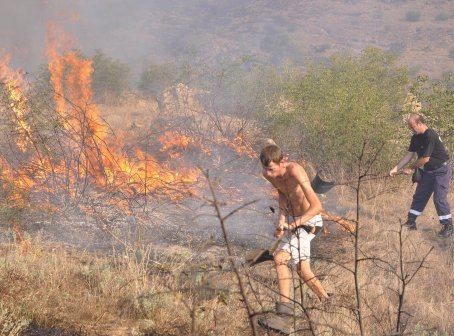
xmin=0 ymin=1 xmax=49 ymax=70
xmin=0 ymin=0 xmax=276 ymax=75
xmin=2 ymin=0 xmax=453 ymax=81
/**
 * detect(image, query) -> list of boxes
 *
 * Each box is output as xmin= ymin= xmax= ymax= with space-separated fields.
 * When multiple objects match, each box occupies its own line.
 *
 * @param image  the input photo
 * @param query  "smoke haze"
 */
xmin=1 ymin=0 xmax=454 ymax=77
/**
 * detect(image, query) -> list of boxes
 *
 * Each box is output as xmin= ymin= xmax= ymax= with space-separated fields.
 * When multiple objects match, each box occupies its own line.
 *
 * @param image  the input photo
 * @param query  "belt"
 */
xmin=295 ymin=225 xmax=322 ymax=235
xmin=426 ymin=161 xmax=449 ymax=171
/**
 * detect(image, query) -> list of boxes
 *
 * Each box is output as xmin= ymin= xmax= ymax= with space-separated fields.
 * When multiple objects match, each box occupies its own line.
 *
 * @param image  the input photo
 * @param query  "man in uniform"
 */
xmin=390 ymin=114 xmax=452 ymax=237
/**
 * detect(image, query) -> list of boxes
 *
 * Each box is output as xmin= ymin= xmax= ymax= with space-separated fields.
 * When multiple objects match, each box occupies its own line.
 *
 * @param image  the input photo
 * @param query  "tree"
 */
xmin=408 ymin=73 xmax=454 ymax=155
xmin=91 ymin=50 xmax=131 ymax=103
xmin=197 ymin=56 xmax=283 ymax=137
xmin=137 ymin=62 xmax=178 ymax=98
xmin=263 ymin=47 xmax=409 ymax=176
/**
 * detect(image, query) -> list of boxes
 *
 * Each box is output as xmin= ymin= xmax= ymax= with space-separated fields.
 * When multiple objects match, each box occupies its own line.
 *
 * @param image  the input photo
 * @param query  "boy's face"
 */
xmin=262 ymin=161 xmax=284 ymax=179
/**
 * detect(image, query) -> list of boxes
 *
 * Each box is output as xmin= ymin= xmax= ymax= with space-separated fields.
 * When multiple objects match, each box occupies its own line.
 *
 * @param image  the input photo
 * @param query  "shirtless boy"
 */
xmin=260 ymin=143 xmax=329 ymax=315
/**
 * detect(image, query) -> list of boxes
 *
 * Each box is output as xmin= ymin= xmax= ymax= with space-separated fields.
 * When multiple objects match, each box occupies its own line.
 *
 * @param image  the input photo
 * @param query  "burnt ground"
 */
xmin=1 ymin=185 xmax=350 ymax=336
xmin=23 ymin=324 xmax=85 ymax=336
xmin=0 ymin=187 xmax=348 ymax=257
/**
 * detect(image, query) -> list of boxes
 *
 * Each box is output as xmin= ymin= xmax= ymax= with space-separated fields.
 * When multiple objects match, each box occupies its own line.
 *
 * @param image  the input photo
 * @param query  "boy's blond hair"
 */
xmin=260 ymin=144 xmax=283 ymax=167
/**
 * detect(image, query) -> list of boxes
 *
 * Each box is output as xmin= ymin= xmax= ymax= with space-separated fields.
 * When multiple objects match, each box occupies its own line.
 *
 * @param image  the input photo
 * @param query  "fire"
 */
xmin=221 ymin=136 xmax=256 ymax=158
xmin=159 ymin=130 xmax=211 ymax=158
xmin=0 ymin=21 xmax=202 ymax=235
xmin=159 ymin=131 xmax=194 ymax=158
xmin=0 ymin=53 xmax=32 ymax=151
xmin=1 ymin=19 xmax=268 ymax=247
xmin=158 ymin=131 xmax=255 ymax=162
xmin=0 ymin=53 xmax=38 ymax=246
xmin=45 ymin=22 xmax=77 ymax=118
xmin=42 ymin=23 xmax=200 ymax=201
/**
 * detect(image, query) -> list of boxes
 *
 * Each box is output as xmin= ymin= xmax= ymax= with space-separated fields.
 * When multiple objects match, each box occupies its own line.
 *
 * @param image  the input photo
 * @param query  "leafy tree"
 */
xmin=449 ymin=49 xmax=454 ymax=60
xmin=262 ymin=48 xmax=409 ymax=175
xmin=138 ymin=62 xmax=179 ymax=98
xmin=91 ymin=50 xmax=131 ymax=103
xmin=197 ymin=56 xmax=283 ymax=136
xmin=138 ymin=49 xmax=208 ymax=98
xmin=405 ymin=10 xmax=421 ymax=22
xmin=408 ymin=74 xmax=454 ymax=155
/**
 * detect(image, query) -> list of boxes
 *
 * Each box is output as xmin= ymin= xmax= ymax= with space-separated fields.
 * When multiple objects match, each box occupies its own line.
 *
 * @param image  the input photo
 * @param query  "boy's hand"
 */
xmin=274 ymin=228 xmax=285 ymax=238
xmin=306 ymin=225 xmax=316 ymax=234
xmin=275 ymin=223 xmax=288 ymax=237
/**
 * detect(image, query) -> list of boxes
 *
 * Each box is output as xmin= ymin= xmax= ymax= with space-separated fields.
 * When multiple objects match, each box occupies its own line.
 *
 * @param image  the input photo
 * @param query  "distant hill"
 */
xmin=2 ymin=0 xmax=454 ymax=78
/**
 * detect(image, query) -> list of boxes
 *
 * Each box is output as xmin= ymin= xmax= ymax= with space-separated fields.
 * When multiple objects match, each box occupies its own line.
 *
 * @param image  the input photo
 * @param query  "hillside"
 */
xmin=70 ymin=0 xmax=454 ymax=79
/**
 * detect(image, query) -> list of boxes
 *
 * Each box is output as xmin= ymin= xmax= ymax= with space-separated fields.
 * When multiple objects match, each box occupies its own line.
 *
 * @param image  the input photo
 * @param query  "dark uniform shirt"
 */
xmin=408 ymin=128 xmax=450 ymax=171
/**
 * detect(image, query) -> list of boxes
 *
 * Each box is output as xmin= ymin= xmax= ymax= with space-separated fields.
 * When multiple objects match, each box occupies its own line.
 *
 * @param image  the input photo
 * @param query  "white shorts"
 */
xmin=276 ymin=213 xmax=323 ymax=264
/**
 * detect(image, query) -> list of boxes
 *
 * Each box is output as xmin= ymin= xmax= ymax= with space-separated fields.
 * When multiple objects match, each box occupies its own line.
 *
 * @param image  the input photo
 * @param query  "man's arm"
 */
xmin=390 ymin=151 xmax=415 ymax=176
xmin=408 ymin=156 xmax=430 ymax=169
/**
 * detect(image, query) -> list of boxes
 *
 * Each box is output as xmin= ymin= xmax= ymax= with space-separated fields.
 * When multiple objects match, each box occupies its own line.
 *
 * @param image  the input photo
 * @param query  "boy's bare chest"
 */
xmin=274 ymin=178 xmax=301 ymax=195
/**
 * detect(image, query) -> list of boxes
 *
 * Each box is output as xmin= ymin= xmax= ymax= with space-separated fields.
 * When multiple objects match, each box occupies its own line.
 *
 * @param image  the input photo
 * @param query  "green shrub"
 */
xmin=405 ymin=10 xmax=421 ymax=22
xmin=449 ymin=49 xmax=454 ymax=60
xmin=409 ymin=74 xmax=454 ymax=153
xmin=434 ymin=13 xmax=449 ymax=21
xmin=262 ymin=47 xmax=409 ymax=175
xmin=137 ymin=62 xmax=178 ymax=98
xmin=91 ymin=50 xmax=131 ymax=103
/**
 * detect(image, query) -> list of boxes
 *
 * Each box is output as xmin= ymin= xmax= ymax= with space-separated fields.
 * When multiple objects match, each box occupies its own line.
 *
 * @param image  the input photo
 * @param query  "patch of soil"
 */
xmin=23 ymin=324 xmax=85 ymax=336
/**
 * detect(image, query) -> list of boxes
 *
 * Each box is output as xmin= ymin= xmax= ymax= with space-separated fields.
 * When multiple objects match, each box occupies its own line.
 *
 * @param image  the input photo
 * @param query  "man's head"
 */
xmin=260 ymin=144 xmax=285 ymax=178
xmin=407 ymin=114 xmax=427 ymax=134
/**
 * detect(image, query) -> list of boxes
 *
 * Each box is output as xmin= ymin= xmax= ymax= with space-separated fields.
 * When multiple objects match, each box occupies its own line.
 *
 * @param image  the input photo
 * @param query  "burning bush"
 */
xmin=0 ymin=28 xmax=202 ymax=241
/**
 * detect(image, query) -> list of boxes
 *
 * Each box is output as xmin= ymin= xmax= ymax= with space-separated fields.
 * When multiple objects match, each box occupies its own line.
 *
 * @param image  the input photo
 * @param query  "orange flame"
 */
xmin=1 ymin=20 xmax=264 ymax=229
xmin=159 ymin=131 xmax=211 ymax=158
xmin=42 ymin=23 xmax=199 ymax=202
xmin=0 ymin=53 xmax=33 ymax=151
xmin=221 ymin=136 xmax=256 ymax=158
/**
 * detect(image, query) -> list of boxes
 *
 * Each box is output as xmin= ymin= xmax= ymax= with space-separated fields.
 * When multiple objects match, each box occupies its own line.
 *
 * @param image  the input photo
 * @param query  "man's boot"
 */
xmin=402 ymin=216 xmax=417 ymax=230
xmin=275 ymin=302 xmax=293 ymax=316
xmin=438 ymin=220 xmax=453 ymax=238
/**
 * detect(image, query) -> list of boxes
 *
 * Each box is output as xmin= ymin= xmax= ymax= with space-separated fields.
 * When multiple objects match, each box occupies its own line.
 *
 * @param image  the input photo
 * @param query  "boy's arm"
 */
xmin=275 ymin=190 xmax=288 ymax=237
xmin=288 ymin=165 xmax=322 ymax=231
xmin=263 ymin=173 xmax=287 ymax=237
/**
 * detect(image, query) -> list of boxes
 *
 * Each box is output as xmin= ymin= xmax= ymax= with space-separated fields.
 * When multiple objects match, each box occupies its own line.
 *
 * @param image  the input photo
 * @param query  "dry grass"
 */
xmin=1 ymin=178 xmax=453 ymax=336
xmin=97 ymin=93 xmax=159 ymax=131
xmin=332 ymin=178 xmax=454 ymax=335
xmin=0 ymin=242 xmax=258 ymax=335
xmin=0 ymin=97 xmax=453 ymax=336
